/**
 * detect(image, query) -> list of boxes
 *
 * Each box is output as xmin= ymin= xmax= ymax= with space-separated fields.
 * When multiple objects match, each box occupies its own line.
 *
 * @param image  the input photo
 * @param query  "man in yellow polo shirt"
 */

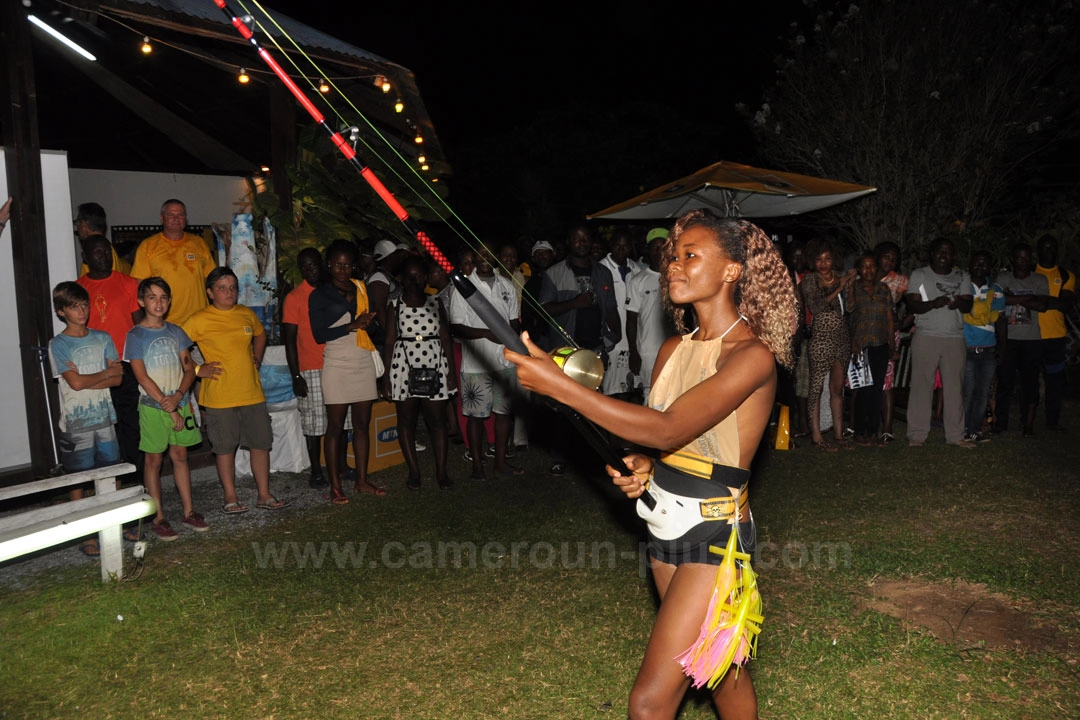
xmin=1035 ymin=234 xmax=1077 ymax=432
xmin=131 ymin=199 xmax=215 ymax=325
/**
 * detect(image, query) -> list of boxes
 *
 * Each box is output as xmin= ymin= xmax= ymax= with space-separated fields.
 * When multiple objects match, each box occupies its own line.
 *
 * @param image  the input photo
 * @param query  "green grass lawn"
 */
xmin=1 ymin=412 xmax=1078 ymax=719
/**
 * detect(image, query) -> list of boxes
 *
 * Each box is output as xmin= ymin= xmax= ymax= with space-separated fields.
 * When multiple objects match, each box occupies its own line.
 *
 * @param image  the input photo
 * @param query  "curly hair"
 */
xmin=660 ymin=210 xmax=799 ymax=367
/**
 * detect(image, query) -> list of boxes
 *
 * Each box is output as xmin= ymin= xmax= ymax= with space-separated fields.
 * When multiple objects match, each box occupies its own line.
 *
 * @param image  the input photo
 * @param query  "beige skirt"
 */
xmin=321 ymin=332 xmax=378 ymax=405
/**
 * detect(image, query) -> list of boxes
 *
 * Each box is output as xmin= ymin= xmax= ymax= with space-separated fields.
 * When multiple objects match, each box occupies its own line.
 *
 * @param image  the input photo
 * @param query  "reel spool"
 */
xmin=549 ymin=347 xmax=605 ymax=391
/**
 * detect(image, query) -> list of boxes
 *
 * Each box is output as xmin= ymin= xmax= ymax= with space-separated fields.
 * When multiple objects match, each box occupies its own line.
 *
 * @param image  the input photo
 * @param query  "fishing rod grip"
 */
xmin=449 ymin=271 xmax=647 ymax=500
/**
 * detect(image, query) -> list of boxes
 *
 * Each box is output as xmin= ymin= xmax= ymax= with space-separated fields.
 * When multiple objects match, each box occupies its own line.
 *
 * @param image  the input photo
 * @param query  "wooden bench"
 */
xmin=0 ymin=463 xmax=155 ymax=582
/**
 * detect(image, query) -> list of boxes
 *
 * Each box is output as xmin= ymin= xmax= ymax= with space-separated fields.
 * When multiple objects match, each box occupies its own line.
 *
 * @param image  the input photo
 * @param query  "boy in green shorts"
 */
xmin=125 ymin=277 xmax=207 ymax=540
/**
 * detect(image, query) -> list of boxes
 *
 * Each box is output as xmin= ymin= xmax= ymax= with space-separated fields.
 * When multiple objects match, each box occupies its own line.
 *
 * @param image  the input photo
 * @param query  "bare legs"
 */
xmin=627 ymin=559 xmax=758 ymax=720
xmin=349 ymin=401 xmax=376 ymax=491
xmin=397 ymin=398 xmax=422 ymax=485
xmin=397 ymin=397 xmax=450 ymax=488
xmin=145 ymin=445 xmax=195 ymax=523
xmin=325 ymin=404 xmax=349 ymax=498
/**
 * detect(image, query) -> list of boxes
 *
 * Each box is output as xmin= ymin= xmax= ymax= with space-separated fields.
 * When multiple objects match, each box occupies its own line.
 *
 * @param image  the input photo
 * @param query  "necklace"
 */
xmin=719 ymin=315 xmax=745 ymax=340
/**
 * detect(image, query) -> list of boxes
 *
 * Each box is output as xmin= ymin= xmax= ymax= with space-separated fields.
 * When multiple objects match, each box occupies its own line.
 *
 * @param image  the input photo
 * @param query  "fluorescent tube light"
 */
xmin=27 ymin=15 xmax=97 ymax=62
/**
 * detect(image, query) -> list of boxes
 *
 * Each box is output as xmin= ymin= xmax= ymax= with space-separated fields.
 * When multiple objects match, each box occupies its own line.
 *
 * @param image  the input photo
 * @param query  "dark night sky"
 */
xmin=269 ymin=1 xmax=802 ymax=162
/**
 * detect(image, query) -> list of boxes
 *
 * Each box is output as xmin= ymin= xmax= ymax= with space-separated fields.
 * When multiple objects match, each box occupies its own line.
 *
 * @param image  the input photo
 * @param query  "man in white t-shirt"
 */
xmin=625 ymin=230 xmax=670 ymax=403
xmin=448 ymin=243 xmax=522 ymax=480
xmin=903 ymin=238 xmax=974 ymax=448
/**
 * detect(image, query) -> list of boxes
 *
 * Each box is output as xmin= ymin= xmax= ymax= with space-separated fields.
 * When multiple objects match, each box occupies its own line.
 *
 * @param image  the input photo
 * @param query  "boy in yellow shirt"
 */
xmin=183 ymin=267 xmax=289 ymax=514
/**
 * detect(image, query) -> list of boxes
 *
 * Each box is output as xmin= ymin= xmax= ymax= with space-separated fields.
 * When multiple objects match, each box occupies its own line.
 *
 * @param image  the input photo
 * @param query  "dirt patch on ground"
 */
xmin=859 ymin=579 xmax=1075 ymax=654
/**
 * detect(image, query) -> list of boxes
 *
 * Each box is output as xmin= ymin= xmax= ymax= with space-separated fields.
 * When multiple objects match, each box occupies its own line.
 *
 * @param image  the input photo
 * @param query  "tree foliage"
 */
xmin=254 ymin=124 xmax=447 ymax=286
xmin=739 ymin=0 xmax=1078 ymax=261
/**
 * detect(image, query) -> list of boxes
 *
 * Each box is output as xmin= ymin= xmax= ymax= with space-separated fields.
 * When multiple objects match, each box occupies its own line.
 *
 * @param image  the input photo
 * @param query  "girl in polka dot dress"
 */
xmin=384 ymin=256 xmax=457 ymax=489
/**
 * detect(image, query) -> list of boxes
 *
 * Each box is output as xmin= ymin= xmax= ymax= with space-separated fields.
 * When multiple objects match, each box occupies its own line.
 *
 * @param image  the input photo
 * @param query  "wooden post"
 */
xmin=0 ymin=3 xmax=61 ymax=481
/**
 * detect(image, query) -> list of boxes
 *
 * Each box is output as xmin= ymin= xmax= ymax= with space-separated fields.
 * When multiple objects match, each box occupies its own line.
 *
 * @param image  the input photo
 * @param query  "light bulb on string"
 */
xmin=318 ymin=78 xmax=330 ymax=93
xmin=381 ymin=78 xmax=392 ymax=93
xmin=417 ymin=154 xmax=426 ymax=164
xmin=238 ymin=68 xmax=250 ymax=84
xmin=140 ymin=36 xmax=152 ymax=54
xmin=394 ymin=98 xmax=404 ymax=113
xmin=421 ymin=163 xmax=429 ymax=171
xmin=414 ymin=129 xmax=423 ymax=144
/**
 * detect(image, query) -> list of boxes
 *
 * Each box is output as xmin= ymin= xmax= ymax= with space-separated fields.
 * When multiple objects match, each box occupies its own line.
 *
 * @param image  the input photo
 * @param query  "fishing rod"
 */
xmin=209 ymin=0 xmax=652 ymax=503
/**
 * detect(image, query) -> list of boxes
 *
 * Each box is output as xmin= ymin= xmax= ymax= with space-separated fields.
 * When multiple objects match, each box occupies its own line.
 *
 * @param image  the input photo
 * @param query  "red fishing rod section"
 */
xmin=211 ymin=0 xmax=452 ymax=274
xmin=209 ymin=0 xmax=645 ymax=491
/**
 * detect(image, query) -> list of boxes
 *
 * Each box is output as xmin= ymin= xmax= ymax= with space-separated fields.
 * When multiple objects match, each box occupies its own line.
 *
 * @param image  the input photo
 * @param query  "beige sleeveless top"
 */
xmin=648 ymin=333 xmax=740 ymax=470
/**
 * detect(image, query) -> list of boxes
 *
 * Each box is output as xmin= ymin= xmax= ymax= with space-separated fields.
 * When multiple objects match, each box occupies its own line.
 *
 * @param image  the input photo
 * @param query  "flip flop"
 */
xmin=353 ymin=480 xmax=387 ymax=496
xmin=328 ymin=488 xmax=349 ymax=505
xmin=811 ymin=440 xmax=837 ymax=452
xmin=79 ymin=539 xmax=101 ymax=557
xmin=469 ymin=471 xmax=487 ymax=481
xmin=256 ymin=497 xmax=290 ymax=510
xmin=222 ymin=501 xmax=249 ymax=515
xmin=123 ymin=527 xmax=142 ymax=542
xmin=494 ymin=464 xmax=525 ymax=477
xmin=406 ymin=477 xmax=422 ymax=491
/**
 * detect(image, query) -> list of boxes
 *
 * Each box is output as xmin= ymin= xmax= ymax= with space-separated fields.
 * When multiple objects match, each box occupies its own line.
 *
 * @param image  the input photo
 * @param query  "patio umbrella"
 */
xmin=588 ymin=160 xmax=876 ymax=220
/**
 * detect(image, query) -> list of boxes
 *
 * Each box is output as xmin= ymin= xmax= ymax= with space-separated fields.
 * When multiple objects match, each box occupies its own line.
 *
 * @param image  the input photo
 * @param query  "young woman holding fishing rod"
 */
xmin=507 ymin=210 xmax=798 ymax=720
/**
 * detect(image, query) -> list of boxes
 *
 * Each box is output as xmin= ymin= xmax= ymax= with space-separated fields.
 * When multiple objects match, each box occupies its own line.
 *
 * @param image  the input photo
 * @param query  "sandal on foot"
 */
xmin=123 ymin=527 xmax=142 ymax=542
xmin=353 ymin=480 xmax=387 ymax=496
xmin=438 ymin=477 xmax=454 ymax=489
xmin=79 ymin=539 xmax=101 ymax=557
xmin=406 ymin=477 xmax=422 ymax=491
xmin=256 ymin=497 xmax=290 ymax=510
xmin=328 ymin=488 xmax=349 ymax=505
xmin=222 ymin=501 xmax=249 ymax=515
xmin=811 ymin=440 xmax=837 ymax=452
xmin=494 ymin=464 xmax=525 ymax=477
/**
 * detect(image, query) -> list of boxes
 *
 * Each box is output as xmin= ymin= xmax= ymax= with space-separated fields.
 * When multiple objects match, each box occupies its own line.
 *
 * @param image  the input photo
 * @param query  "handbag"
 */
xmin=407 ymin=366 xmax=441 ymax=397
xmin=846 ymin=349 xmax=873 ymax=389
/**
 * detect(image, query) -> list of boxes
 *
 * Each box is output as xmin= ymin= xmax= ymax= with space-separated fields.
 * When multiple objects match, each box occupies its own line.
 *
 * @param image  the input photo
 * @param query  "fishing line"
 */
xmin=236 ymin=0 xmax=573 ymax=346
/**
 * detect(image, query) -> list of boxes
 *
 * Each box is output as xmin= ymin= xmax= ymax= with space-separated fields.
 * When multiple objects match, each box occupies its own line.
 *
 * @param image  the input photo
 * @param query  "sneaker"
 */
xmin=181 ymin=511 xmax=210 ymax=532
xmin=308 ymin=474 xmax=329 ymax=489
xmin=965 ymin=432 xmax=991 ymax=444
xmin=549 ymin=463 xmax=567 ymax=476
xmin=842 ymin=427 xmax=855 ymax=439
xmin=415 ymin=442 xmax=427 ymax=452
xmin=880 ymin=432 xmax=895 ymax=445
xmin=151 ymin=521 xmax=179 ymax=542
xmin=484 ymin=445 xmax=495 ymax=459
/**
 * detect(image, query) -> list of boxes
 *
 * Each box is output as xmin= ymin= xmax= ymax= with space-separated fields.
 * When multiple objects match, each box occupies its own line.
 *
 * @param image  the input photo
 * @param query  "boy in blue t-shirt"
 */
xmin=49 ymin=282 xmax=123 ymax=556
xmin=49 ymin=282 xmax=123 ymax=472
xmin=125 ymin=277 xmax=208 ymax=541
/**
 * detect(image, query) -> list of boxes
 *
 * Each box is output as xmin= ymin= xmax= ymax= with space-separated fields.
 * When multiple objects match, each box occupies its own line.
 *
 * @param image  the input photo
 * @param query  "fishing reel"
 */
xmin=549 ymin=347 xmax=605 ymax=391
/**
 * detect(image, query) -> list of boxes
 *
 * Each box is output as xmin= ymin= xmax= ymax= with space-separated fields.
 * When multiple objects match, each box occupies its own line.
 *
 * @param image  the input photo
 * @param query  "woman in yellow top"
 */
xmin=508 ymin=210 xmax=798 ymax=720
